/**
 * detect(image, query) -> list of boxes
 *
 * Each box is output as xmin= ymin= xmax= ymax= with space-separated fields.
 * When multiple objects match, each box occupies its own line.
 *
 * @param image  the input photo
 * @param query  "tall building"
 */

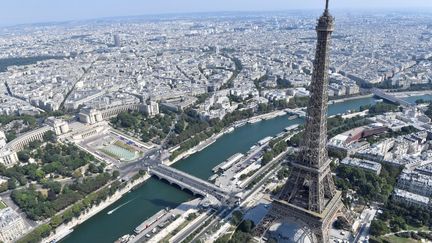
xmin=253 ymin=1 xmax=352 ymax=242
xmin=144 ymin=100 xmax=160 ymax=117
xmin=113 ymin=34 xmax=121 ymax=47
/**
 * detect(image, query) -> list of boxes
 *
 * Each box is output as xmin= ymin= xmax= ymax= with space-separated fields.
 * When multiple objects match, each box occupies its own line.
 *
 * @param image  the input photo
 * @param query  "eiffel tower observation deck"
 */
xmin=253 ymin=0 xmax=353 ymax=242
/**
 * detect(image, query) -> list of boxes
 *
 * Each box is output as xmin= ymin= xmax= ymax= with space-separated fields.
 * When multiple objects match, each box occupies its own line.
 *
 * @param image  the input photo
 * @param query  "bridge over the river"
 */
xmin=285 ymin=108 xmax=306 ymax=118
xmin=371 ymin=88 xmax=413 ymax=107
xmin=148 ymin=164 xmax=230 ymax=206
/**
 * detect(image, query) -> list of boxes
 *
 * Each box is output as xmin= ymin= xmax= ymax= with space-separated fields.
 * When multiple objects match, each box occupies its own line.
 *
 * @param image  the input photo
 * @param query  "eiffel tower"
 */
xmin=253 ymin=1 xmax=352 ymax=242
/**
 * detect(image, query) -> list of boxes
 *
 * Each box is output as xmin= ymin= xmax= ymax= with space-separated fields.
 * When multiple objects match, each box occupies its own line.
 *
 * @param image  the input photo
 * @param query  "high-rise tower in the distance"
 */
xmin=113 ymin=34 xmax=121 ymax=47
xmin=253 ymin=0 xmax=352 ymax=242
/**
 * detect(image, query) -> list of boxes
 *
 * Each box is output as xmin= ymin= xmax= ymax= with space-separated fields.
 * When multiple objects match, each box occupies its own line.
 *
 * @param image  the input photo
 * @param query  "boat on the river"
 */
xmin=134 ymin=209 xmax=168 ymax=234
xmin=225 ymin=127 xmax=235 ymax=134
xmin=288 ymin=115 xmax=298 ymax=120
xmin=235 ymin=121 xmax=247 ymax=128
xmin=248 ymin=118 xmax=262 ymax=124
xmin=114 ymin=234 xmax=133 ymax=243
xmin=209 ymin=174 xmax=218 ymax=181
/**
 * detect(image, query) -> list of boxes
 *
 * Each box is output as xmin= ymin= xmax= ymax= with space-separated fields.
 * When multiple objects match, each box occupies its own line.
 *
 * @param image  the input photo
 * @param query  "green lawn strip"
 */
xmin=114 ymin=140 xmax=137 ymax=153
xmin=380 ymin=235 xmax=419 ymax=243
xmin=0 ymin=200 xmax=7 ymax=209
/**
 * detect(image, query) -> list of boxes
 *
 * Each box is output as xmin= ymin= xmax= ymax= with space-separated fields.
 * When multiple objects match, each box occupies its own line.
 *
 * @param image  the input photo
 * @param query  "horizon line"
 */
xmin=2 ymin=7 xmax=432 ymax=29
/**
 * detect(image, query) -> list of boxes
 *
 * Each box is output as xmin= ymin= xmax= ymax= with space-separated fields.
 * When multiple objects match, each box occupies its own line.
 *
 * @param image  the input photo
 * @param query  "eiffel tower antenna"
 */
xmin=326 ymin=0 xmax=329 ymax=11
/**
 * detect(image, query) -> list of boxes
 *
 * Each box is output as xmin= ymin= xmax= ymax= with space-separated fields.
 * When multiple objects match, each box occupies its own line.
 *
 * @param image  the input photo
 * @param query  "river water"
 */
xmin=61 ymin=95 xmax=432 ymax=243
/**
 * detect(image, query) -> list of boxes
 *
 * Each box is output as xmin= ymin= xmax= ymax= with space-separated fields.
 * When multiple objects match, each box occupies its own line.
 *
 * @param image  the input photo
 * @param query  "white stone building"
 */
xmin=0 ymin=208 xmax=28 ymax=243
xmin=0 ymin=131 xmax=18 ymax=168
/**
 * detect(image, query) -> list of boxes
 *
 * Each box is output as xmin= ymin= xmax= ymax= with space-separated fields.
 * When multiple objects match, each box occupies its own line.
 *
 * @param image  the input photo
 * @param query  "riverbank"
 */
xmin=165 ymin=131 xmax=224 ymax=166
xmin=42 ymin=174 xmax=150 ymax=243
xmin=165 ymin=93 xmax=372 ymax=167
xmin=328 ymin=90 xmax=432 ymax=104
xmin=165 ymin=94 xmax=375 ymax=167
xmin=165 ymin=110 xmax=289 ymax=166
xmin=390 ymin=90 xmax=432 ymax=98
xmin=330 ymin=94 xmax=374 ymax=104
xmin=130 ymin=198 xmax=202 ymax=243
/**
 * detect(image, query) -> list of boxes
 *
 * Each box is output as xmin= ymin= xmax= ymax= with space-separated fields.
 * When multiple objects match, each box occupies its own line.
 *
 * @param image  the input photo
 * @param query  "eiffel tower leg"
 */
xmin=252 ymin=208 xmax=280 ymax=239
xmin=278 ymin=168 xmax=304 ymax=201
xmin=314 ymin=228 xmax=328 ymax=243
xmin=340 ymin=205 xmax=355 ymax=226
xmin=323 ymin=172 xmax=336 ymax=198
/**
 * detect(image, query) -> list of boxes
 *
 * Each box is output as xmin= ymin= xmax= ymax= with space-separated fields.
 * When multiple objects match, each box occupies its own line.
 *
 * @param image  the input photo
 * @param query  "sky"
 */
xmin=2 ymin=0 xmax=432 ymax=26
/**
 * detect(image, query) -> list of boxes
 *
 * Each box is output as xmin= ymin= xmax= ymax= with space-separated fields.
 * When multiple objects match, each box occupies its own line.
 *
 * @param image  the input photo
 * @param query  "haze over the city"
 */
xmin=2 ymin=0 xmax=432 ymax=26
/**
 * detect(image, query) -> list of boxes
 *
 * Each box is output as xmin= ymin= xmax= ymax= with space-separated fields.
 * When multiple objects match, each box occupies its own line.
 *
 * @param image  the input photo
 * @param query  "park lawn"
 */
xmin=406 ymin=225 xmax=429 ymax=231
xmin=381 ymin=235 xmax=419 ymax=243
xmin=0 ymin=200 xmax=7 ymax=209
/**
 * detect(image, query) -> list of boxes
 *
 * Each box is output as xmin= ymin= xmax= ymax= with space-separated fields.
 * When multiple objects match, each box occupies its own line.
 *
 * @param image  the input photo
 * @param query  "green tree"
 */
xmin=50 ymin=215 xmax=63 ymax=228
xmin=16 ymin=223 xmax=52 ymax=243
xmin=5 ymin=131 xmax=16 ymax=142
xmin=238 ymin=220 xmax=254 ymax=233
xmin=43 ymin=130 xmax=57 ymax=143
xmin=262 ymin=151 xmax=274 ymax=165
xmin=112 ymin=170 xmax=120 ymax=179
xmin=0 ymin=181 xmax=7 ymax=192
xmin=17 ymin=151 xmax=30 ymax=162
xmin=231 ymin=210 xmax=244 ymax=225
xmin=7 ymin=178 xmax=17 ymax=190
xmin=42 ymin=180 xmax=62 ymax=194
xmin=370 ymin=220 xmax=390 ymax=236
xmin=368 ymin=102 xmax=398 ymax=115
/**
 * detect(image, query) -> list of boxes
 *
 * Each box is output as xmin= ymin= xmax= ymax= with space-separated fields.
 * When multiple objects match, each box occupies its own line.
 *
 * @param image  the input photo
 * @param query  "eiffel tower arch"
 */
xmin=253 ymin=1 xmax=353 ymax=242
xmin=254 ymin=195 xmax=352 ymax=242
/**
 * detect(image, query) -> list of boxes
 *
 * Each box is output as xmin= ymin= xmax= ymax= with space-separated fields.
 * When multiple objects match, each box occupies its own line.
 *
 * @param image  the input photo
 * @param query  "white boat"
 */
xmin=107 ymin=200 xmax=133 ymax=215
xmin=114 ymin=234 xmax=131 ymax=243
xmin=288 ymin=115 xmax=298 ymax=120
xmin=225 ymin=127 xmax=235 ymax=133
xmin=248 ymin=118 xmax=262 ymax=124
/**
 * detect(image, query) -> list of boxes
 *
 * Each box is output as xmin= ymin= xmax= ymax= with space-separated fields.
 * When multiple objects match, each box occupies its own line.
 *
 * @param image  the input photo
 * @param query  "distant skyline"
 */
xmin=2 ymin=0 xmax=432 ymax=26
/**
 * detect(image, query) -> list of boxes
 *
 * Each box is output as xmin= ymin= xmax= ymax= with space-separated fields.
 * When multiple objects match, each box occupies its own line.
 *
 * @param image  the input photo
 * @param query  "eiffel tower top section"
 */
xmin=317 ymin=0 xmax=334 ymax=32
xmin=297 ymin=0 xmax=334 ymax=169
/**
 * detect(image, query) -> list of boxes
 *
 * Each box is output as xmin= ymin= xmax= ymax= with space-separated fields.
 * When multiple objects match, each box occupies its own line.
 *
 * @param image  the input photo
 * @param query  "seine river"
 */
xmin=62 ymin=95 xmax=432 ymax=243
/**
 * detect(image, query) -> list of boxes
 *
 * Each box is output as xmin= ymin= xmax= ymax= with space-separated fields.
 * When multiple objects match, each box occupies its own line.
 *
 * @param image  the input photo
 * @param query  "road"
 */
xmin=353 ymin=207 xmax=377 ymax=243
xmin=190 ymin=159 xmax=284 ymax=242
xmin=161 ymin=114 xmax=180 ymax=149
xmin=117 ymin=147 xmax=161 ymax=178
xmin=169 ymin=209 xmax=214 ymax=243
xmin=114 ymin=128 xmax=294 ymax=242
xmin=242 ymin=147 xmax=291 ymax=189
xmin=59 ymin=60 xmax=97 ymax=109
xmin=186 ymin=209 xmax=228 ymax=243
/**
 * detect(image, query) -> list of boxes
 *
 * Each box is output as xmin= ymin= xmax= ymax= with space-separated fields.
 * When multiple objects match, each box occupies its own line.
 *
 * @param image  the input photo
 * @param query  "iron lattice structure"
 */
xmin=253 ymin=1 xmax=353 ymax=242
